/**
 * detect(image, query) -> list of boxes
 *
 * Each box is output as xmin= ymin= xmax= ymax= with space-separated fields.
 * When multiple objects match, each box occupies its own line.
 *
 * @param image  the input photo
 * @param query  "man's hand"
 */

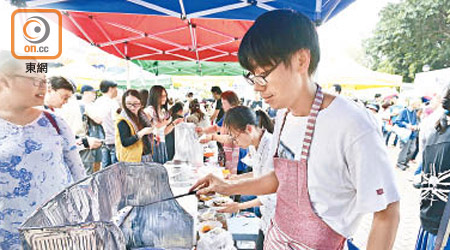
xmin=217 ymin=202 xmax=240 ymax=213
xmin=195 ymin=127 xmax=203 ymax=134
xmin=137 ymin=127 xmax=153 ymax=138
xmin=199 ymin=134 xmax=214 ymax=144
xmin=190 ymin=173 xmax=230 ymax=196
xmin=87 ymin=137 xmax=103 ymax=149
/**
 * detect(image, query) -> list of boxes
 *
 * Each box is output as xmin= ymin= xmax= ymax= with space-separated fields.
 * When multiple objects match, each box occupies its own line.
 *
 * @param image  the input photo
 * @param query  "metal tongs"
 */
xmin=136 ymin=190 xmax=197 ymax=207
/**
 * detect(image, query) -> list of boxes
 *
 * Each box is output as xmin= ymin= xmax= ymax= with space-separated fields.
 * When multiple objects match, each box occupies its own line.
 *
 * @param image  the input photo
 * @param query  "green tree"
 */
xmin=364 ymin=0 xmax=450 ymax=82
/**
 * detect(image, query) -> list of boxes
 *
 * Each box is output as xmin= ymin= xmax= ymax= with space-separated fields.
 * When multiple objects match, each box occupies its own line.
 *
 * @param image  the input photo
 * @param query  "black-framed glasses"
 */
xmin=9 ymin=74 xmax=47 ymax=88
xmin=244 ymin=61 xmax=281 ymax=86
xmin=229 ymin=130 xmax=242 ymax=143
xmin=126 ymin=102 xmax=142 ymax=108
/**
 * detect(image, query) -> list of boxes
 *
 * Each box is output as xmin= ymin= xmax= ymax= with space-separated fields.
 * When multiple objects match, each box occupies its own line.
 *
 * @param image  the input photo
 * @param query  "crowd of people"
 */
xmin=1 ymin=9 xmax=449 ymax=250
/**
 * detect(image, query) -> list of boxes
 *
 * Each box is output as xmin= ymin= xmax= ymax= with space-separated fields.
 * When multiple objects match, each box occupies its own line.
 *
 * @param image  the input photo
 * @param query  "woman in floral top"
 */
xmin=0 ymin=51 xmax=85 ymax=249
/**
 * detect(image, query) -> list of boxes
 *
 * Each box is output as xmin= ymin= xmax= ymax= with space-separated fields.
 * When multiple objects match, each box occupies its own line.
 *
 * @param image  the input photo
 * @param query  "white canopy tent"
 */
xmin=414 ymin=67 xmax=450 ymax=96
xmin=316 ymin=56 xmax=402 ymax=90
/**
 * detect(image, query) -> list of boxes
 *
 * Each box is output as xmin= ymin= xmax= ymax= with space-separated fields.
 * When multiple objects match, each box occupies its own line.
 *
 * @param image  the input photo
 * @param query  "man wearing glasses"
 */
xmin=44 ymin=76 xmax=75 ymax=111
xmin=191 ymin=10 xmax=399 ymax=249
xmin=0 ymin=50 xmax=85 ymax=249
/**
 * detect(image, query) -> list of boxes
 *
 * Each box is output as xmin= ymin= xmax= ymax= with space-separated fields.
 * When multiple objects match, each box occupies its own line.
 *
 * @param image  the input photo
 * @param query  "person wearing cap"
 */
xmin=191 ymin=10 xmax=399 ymax=250
xmin=78 ymin=85 xmax=104 ymax=174
xmin=0 ymin=50 xmax=86 ymax=249
xmin=95 ymin=80 xmax=119 ymax=168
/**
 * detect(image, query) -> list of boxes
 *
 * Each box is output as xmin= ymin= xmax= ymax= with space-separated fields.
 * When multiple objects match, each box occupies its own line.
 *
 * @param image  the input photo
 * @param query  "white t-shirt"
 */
xmin=241 ymin=130 xmax=276 ymax=235
xmin=273 ymin=96 xmax=400 ymax=237
xmin=95 ymin=95 xmax=120 ymax=145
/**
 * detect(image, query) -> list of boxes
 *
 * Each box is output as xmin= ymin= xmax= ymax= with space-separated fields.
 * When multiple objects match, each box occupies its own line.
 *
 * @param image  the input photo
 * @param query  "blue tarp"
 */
xmin=24 ymin=0 xmax=355 ymax=24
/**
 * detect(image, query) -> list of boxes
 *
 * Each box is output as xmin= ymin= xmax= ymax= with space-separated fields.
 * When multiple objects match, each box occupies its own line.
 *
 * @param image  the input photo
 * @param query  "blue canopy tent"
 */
xmin=19 ymin=0 xmax=356 ymax=76
xmin=22 ymin=0 xmax=354 ymax=25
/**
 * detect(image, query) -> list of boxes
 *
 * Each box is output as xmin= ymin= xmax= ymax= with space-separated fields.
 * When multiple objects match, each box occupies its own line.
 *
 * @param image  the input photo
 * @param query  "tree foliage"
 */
xmin=364 ymin=0 xmax=450 ymax=82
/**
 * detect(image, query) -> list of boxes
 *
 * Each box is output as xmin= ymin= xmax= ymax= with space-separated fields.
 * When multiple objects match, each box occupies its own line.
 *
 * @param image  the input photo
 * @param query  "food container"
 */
xmin=19 ymin=162 xmax=195 ymax=250
xmin=198 ymin=221 xmax=222 ymax=236
xmin=205 ymin=196 xmax=233 ymax=210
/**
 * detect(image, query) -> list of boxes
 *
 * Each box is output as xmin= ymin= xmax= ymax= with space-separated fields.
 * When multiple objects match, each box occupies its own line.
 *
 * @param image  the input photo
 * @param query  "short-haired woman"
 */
xmin=197 ymin=90 xmax=248 ymax=174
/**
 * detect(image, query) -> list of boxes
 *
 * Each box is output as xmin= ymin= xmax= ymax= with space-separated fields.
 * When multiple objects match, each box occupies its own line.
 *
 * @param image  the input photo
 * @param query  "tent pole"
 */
xmin=322 ymin=0 xmax=342 ymax=24
xmin=127 ymin=59 xmax=131 ymax=89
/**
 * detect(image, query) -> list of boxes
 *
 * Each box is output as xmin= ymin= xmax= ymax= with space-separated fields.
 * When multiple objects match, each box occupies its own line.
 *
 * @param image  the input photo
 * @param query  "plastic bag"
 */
xmin=197 ymin=228 xmax=236 ymax=250
xmin=173 ymin=123 xmax=203 ymax=166
xmin=392 ymin=125 xmax=412 ymax=143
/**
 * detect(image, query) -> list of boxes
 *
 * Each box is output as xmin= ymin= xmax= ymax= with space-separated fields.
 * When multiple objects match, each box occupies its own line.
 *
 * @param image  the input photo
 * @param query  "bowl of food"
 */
xmin=205 ymin=196 xmax=233 ymax=210
xmin=198 ymin=209 xmax=216 ymax=222
xmin=199 ymin=194 xmax=214 ymax=202
xmin=199 ymin=220 xmax=222 ymax=235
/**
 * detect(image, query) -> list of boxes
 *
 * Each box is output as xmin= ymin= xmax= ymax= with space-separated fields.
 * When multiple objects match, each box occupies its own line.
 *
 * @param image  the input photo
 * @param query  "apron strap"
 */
xmin=274 ymin=84 xmax=324 ymax=161
xmin=274 ymin=110 xmax=289 ymax=158
xmin=300 ymin=85 xmax=323 ymax=162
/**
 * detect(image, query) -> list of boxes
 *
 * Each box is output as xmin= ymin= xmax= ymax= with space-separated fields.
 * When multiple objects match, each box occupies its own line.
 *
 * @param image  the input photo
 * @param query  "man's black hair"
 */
xmin=238 ymin=9 xmax=320 ymax=76
xmin=170 ymin=102 xmax=184 ymax=120
xmin=48 ymin=76 xmax=75 ymax=93
xmin=99 ymin=80 xmax=117 ymax=93
xmin=211 ymin=86 xmax=222 ymax=95
xmin=333 ymin=84 xmax=342 ymax=94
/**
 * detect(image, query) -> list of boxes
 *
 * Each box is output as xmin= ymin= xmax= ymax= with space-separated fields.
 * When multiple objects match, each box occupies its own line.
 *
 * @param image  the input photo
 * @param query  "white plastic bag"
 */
xmin=173 ymin=123 xmax=203 ymax=166
xmin=392 ymin=125 xmax=412 ymax=143
xmin=197 ymin=228 xmax=236 ymax=250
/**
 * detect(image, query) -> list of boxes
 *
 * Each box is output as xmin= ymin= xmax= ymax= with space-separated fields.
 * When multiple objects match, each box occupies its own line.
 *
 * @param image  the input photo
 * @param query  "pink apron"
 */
xmin=223 ymin=141 xmax=240 ymax=174
xmin=264 ymin=85 xmax=346 ymax=250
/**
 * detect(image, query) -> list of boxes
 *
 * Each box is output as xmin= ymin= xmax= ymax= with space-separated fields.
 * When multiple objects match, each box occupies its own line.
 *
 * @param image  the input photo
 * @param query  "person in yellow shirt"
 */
xmin=115 ymin=89 xmax=153 ymax=162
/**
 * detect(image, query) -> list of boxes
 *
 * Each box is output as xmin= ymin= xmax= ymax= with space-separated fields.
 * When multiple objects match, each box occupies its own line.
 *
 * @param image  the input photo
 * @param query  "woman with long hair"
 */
xmin=219 ymin=106 xmax=275 ymax=250
xmin=144 ymin=85 xmax=182 ymax=163
xmin=115 ymin=89 xmax=153 ymax=162
xmin=415 ymin=86 xmax=450 ymax=250
xmin=197 ymin=90 xmax=247 ymax=174
xmin=139 ymin=89 xmax=149 ymax=108
xmin=187 ymin=99 xmax=210 ymax=128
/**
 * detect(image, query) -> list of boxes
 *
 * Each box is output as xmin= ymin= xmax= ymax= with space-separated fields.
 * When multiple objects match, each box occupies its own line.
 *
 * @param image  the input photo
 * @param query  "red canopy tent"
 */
xmin=22 ymin=0 xmax=355 ymax=77
xmin=60 ymin=11 xmax=253 ymax=62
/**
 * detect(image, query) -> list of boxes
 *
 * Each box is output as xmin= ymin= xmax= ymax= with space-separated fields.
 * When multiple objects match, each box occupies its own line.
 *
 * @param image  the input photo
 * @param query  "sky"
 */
xmin=318 ymin=0 xmax=400 ymax=63
xmin=0 ymin=0 xmax=399 ymax=67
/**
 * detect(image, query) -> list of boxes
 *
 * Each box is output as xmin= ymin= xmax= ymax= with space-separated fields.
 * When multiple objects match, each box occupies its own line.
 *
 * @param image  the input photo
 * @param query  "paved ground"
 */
xmin=352 ymin=145 xmax=421 ymax=250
